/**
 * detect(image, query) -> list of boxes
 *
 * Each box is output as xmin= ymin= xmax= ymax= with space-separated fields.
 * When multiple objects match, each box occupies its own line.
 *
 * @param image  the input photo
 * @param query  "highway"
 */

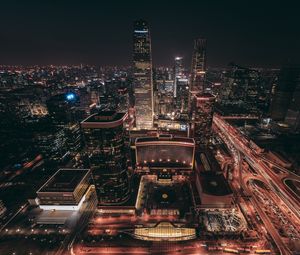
xmin=213 ymin=114 xmax=300 ymax=255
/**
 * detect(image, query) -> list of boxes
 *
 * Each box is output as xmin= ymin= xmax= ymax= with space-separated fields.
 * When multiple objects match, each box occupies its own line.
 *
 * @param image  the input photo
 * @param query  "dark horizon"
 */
xmin=0 ymin=0 xmax=299 ymax=68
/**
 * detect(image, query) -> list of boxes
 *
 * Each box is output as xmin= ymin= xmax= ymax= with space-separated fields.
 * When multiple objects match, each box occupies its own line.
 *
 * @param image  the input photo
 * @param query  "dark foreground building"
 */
xmin=81 ymin=111 xmax=130 ymax=205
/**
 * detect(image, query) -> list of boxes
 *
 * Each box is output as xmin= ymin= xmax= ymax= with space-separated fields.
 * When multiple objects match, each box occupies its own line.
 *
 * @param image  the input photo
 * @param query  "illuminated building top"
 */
xmin=81 ymin=111 xmax=128 ymax=129
xmin=135 ymin=136 xmax=195 ymax=169
xmin=133 ymin=222 xmax=196 ymax=241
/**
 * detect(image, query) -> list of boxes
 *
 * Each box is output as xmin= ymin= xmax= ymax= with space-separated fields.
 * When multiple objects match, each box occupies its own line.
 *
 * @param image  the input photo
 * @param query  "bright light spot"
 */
xmin=66 ymin=93 xmax=76 ymax=101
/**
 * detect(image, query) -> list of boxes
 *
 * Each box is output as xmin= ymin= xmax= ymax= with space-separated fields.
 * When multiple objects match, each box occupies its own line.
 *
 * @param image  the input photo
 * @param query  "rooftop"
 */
xmin=136 ymin=136 xmax=194 ymax=145
xmin=38 ymin=169 xmax=90 ymax=193
xmin=199 ymin=172 xmax=232 ymax=196
xmin=82 ymin=111 xmax=126 ymax=123
xmin=81 ymin=111 xmax=127 ymax=128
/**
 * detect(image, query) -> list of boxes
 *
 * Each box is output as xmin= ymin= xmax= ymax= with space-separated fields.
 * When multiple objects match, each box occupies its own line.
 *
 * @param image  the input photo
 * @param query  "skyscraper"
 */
xmin=270 ymin=65 xmax=300 ymax=121
xmin=133 ymin=19 xmax=153 ymax=129
xmin=81 ymin=111 xmax=130 ymax=204
xmin=173 ymin=57 xmax=189 ymax=114
xmin=188 ymin=39 xmax=215 ymax=145
xmin=174 ymin=57 xmax=184 ymax=98
xmin=189 ymin=38 xmax=207 ymax=105
xmin=279 ymin=65 xmax=300 ymax=131
xmin=190 ymin=94 xmax=215 ymax=146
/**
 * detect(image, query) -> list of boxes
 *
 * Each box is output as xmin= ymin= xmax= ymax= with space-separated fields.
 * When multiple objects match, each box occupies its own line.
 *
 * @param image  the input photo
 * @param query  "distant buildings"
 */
xmin=175 ymin=76 xmax=189 ymax=114
xmin=81 ymin=111 xmax=130 ymax=204
xmin=174 ymin=57 xmax=184 ymax=98
xmin=173 ymin=57 xmax=189 ymax=114
xmin=219 ymin=64 xmax=261 ymax=113
xmin=43 ymin=92 xmax=82 ymax=161
xmin=133 ymin=20 xmax=154 ymax=129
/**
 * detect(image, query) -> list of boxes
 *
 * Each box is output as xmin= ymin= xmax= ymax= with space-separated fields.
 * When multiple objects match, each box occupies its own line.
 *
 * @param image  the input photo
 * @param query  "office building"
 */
xmin=190 ymin=93 xmax=215 ymax=146
xmin=135 ymin=135 xmax=195 ymax=173
xmin=81 ymin=111 xmax=130 ymax=204
xmin=174 ymin=57 xmax=184 ymax=98
xmin=37 ymin=169 xmax=92 ymax=211
xmin=270 ymin=65 xmax=300 ymax=121
xmin=188 ymin=39 xmax=215 ymax=145
xmin=46 ymin=92 xmax=79 ymax=125
xmin=133 ymin=19 xmax=153 ymax=129
xmin=175 ymin=77 xmax=189 ymax=114
xmin=189 ymin=38 xmax=207 ymax=106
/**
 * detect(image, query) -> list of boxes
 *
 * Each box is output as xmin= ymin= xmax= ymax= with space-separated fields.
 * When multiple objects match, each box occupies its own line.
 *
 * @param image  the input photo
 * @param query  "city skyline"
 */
xmin=1 ymin=2 xmax=300 ymax=255
xmin=1 ymin=0 xmax=300 ymax=67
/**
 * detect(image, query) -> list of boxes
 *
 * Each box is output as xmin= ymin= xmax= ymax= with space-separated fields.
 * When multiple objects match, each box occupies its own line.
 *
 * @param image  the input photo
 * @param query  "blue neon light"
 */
xmin=66 ymin=93 xmax=76 ymax=101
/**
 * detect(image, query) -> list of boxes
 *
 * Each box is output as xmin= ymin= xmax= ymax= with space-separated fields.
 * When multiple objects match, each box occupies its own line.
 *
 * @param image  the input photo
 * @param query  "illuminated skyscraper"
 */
xmin=190 ymin=94 xmax=215 ymax=146
xmin=188 ymin=39 xmax=214 ymax=145
xmin=174 ymin=57 xmax=184 ymax=98
xmin=173 ymin=57 xmax=189 ymax=113
xmin=81 ymin=111 xmax=130 ymax=204
xmin=189 ymin=39 xmax=206 ymax=98
xmin=133 ymin=19 xmax=153 ymax=129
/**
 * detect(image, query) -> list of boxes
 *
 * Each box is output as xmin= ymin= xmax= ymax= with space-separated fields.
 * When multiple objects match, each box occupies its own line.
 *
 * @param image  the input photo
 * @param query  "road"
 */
xmin=213 ymin=114 xmax=300 ymax=255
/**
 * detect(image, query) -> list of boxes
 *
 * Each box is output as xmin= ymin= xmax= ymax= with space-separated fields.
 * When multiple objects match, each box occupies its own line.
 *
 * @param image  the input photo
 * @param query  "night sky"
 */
xmin=1 ymin=0 xmax=299 ymax=68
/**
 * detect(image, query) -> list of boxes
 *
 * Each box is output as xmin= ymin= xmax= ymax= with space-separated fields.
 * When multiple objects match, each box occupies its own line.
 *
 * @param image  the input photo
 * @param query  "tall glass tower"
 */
xmin=189 ymin=38 xmax=207 ymax=107
xmin=133 ymin=19 xmax=153 ymax=129
xmin=188 ymin=38 xmax=215 ymax=146
xmin=81 ymin=111 xmax=130 ymax=205
xmin=174 ymin=57 xmax=184 ymax=98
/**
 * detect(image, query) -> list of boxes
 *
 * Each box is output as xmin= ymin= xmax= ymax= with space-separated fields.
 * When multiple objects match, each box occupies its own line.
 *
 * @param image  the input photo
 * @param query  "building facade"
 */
xmin=188 ymin=39 xmax=215 ymax=145
xmin=271 ymin=65 xmax=300 ymax=125
xmin=133 ymin=19 xmax=153 ymax=129
xmin=189 ymin=38 xmax=207 ymax=106
xmin=190 ymin=94 xmax=215 ymax=146
xmin=81 ymin=111 xmax=130 ymax=204
xmin=174 ymin=57 xmax=184 ymax=98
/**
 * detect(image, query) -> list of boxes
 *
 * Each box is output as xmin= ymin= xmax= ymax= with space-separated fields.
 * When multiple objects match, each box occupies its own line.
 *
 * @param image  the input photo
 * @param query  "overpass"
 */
xmin=213 ymin=114 xmax=300 ymax=255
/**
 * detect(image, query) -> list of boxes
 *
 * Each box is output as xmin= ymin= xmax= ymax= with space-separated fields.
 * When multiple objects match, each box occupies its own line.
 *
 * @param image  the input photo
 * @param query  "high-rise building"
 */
xmin=174 ymin=57 xmax=184 ymax=98
xmin=46 ymin=92 xmax=82 ymax=157
xmin=176 ymin=77 xmax=189 ymax=114
xmin=133 ymin=19 xmax=153 ymax=129
xmin=270 ymin=65 xmax=300 ymax=121
xmin=284 ymin=68 xmax=300 ymax=131
xmin=190 ymin=94 xmax=215 ymax=146
xmin=81 ymin=111 xmax=130 ymax=204
xmin=188 ymin=39 xmax=215 ymax=145
xmin=220 ymin=64 xmax=261 ymax=112
xmin=173 ymin=58 xmax=189 ymax=113
xmin=46 ymin=93 xmax=79 ymax=125
xmin=189 ymin=38 xmax=207 ymax=107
